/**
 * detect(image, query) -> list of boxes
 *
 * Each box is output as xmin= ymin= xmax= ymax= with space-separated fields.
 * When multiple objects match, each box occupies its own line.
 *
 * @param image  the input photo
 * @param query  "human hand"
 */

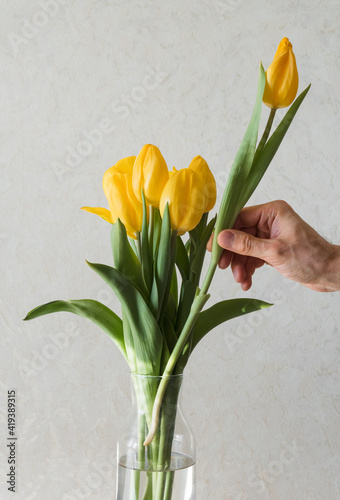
xmin=207 ymin=200 xmax=340 ymax=292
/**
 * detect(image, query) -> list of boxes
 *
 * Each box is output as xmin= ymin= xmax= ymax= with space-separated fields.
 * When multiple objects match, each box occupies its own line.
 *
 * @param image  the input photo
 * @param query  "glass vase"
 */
xmin=116 ymin=373 xmax=196 ymax=500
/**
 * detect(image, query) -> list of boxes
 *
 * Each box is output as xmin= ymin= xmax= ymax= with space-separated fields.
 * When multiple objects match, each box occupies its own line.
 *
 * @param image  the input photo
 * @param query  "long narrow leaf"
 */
xmin=211 ymin=64 xmax=266 ymax=265
xmin=122 ymin=309 xmax=136 ymax=373
xmin=86 ymin=261 xmax=163 ymax=375
xmin=190 ymin=215 xmax=216 ymax=284
xmin=242 ymin=84 xmax=311 ymax=205
xmin=141 ymin=191 xmax=152 ymax=291
xmin=170 ymin=267 xmax=178 ymax=307
xmin=175 ymin=280 xmax=197 ymax=334
xmin=191 ymin=298 xmax=272 ymax=351
xmin=149 ymin=203 xmax=171 ymax=318
xmin=24 ymin=299 xmax=127 ymax=360
xmin=111 ymin=220 xmax=147 ymax=298
xmin=175 ymin=236 xmax=190 ymax=281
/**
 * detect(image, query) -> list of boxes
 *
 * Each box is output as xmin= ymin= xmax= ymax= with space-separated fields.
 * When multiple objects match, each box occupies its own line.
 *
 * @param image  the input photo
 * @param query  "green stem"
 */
xmin=141 ymin=473 xmax=153 ymax=500
xmin=137 ymin=412 xmax=146 ymax=469
xmin=153 ymin=379 xmax=181 ymax=500
xmin=130 ymin=470 xmax=140 ymax=500
xmin=136 ymin=232 xmax=142 ymax=262
xmin=149 ymin=206 xmax=155 ymax=252
xmin=143 ymin=292 xmax=209 ymax=446
xmin=253 ymin=107 xmax=276 ymax=164
xmin=142 ymin=112 xmax=279 ymax=453
xmin=164 ymin=472 xmax=175 ymax=499
xmin=200 ymin=259 xmax=218 ymax=296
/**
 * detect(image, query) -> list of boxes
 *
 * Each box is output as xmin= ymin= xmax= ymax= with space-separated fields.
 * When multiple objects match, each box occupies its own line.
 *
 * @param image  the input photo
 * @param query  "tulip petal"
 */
xmin=103 ymin=156 xmax=136 ymax=198
xmin=133 ymin=144 xmax=169 ymax=207
xmin=81 ymin=206 xmax=114 ymax=224
xmin=106 ymin=173 xmax=143 ymax=237
xmin=160 ymin=169 xmax=206 ymax=235
xmin=188 ymin=155 xmax=216 ymax=212
xmin=263 ymin=37 xmax=299 ymax=109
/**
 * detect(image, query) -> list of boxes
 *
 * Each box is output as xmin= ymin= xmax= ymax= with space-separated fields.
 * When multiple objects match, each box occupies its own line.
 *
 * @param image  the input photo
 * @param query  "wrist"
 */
xmin=320 ymin=244 xmax=340 ymax=292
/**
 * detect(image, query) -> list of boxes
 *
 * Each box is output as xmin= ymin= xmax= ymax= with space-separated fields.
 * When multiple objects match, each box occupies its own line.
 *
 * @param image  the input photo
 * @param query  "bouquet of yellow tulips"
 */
xmin=25 ymin=38 xmax=309 ymax=500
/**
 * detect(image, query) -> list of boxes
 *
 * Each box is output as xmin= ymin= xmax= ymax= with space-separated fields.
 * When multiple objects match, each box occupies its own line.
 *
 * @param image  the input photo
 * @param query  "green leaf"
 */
xmin=194 ymin=212 xmax=209 ymax=240
xmin=152 ymin=208 xmax=162 ymax=258
xmin=111 ymin=220 xmax=146 ymax=298
xmin=191 ymin=298 xmax=272 ymax=351
xmin=149 ymin=203 xmax=172 ymax=318
xmin=122 ymin=309 xmax=136 ymax=373
xmin=141 ymin=191 xmax=152 ymax=292
xmin=86 ymin=261 xmax=163 ymax=375
xmin=159 ymin=231 xmax=177 ymax=323
xmin=175 ymin=236 xmax=190 ymax=281
xmin=242 ymin=84 xmax=311 ymax=205
xmin=169 ymin=268 xmax=178 ymax=307
xmin=24 ymin=299 xmax=127 ymax=360
xmin=128 ymin=237 xmax=138 ymax=257
xmin=190 ymin=215 xmax=216 ymax=285
xmin=211 ymin=64 xmax=266 ymax=265
xmin=162 ymin=316 xmax=178 ymax=356
xmin=175 ymin=280 xmax=197 ymax=334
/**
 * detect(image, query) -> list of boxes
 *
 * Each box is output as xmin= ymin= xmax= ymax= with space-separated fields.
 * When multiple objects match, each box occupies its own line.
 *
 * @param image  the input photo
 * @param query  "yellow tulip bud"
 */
xmin=103 ymin=156 xmax=136 ymax=198
xmin=188 ymin=155 xmax=216 ymax=212
xmin=159 ymin=168 xmax=206 ymax=235
xmin=82 ymin=155 xmax=143 ymax=239
xmin=106 ymin=172 xmax=143 ymax=238
xmin=263 ymin=37 xmax=299 ymax=109
xmin=132 ymin=144 xmax=169 ymax=207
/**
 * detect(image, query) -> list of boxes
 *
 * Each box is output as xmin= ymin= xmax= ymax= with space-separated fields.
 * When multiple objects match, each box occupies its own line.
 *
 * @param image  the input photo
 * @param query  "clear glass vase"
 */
xmin=116 ymin=373 xmax=196 ymax=500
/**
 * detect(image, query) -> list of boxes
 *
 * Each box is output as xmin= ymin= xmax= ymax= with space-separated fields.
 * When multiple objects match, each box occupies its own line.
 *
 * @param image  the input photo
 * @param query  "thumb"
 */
xmin=217 ymin=229 xmax=273 ymax=261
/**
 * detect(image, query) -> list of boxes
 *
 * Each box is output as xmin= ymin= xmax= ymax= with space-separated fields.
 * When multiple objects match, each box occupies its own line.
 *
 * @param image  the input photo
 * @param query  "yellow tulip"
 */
xmin=82 ymin=155 xmax=143 ymax=239
xmin=263 ymin=37 xmax=299 ymax=109
xmin=188 ymin=155 xmax=216 ymax=212
xmin=132 ymin=144 xmax=169 ymax=207
xmin=159 ymin=168 xmax=206 ymax=235
xmin=103 ymin=156 xmax=136 ymax=198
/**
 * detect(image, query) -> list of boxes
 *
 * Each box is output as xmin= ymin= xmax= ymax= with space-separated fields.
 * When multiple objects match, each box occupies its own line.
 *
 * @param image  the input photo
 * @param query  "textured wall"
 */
xmin=1 ymin=0 xmax=340 ymax=499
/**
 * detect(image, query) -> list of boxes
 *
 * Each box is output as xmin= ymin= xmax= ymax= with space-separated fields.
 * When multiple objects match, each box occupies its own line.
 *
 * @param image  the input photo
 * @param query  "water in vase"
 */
xmin=116 ymin=453 xmax=196 ymax=500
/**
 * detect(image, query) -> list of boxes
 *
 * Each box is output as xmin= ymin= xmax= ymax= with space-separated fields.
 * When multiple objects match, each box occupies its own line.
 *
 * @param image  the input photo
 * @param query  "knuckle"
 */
xmin=275 ymin=200 xmax=292 ymax=214
xmin=270 ymin=239 xmax=284 ymax=259
xmin=239 ymin=234 xmax=253 ymax=254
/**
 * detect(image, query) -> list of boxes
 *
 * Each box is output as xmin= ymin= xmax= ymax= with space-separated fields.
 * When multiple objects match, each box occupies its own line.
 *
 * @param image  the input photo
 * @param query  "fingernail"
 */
xmin=218 ymin=231 xmax=235 ymax=249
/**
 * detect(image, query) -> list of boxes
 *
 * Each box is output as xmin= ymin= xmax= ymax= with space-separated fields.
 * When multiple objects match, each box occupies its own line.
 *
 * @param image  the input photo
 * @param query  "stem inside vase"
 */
xmin=116 ymin=374 xmax=196 ymax=500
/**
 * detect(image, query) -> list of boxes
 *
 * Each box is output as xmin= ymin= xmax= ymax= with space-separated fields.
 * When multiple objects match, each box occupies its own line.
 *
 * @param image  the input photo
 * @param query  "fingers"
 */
xmin=207 ymin=234 xmax=213 ymax=252
xmin=230 ymin=255 xmax=262 ymax=291
xmin=217 ymin=229 xmax=274 ymax=262
xmin=218 ymin=249 xmax=232 ymax=269
xmin=231 ymin=253 xmax=247 ymax=283
xmin=207 ymin=227 xmax=257 ymax=254
xmin=243 ymin=258 xmax=256 ymax=291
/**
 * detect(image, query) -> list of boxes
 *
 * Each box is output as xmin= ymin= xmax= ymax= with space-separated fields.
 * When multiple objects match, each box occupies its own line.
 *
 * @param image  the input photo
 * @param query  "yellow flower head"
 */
xmin=188 ymin=155 xmax=216 ymax=212
xmin=132 ymin=144 xmax=169 ymax=207
xmin=159 ymin=168 xmax=206 ymax=236
xmin=263 ymin=37 xmax=299 ymax=109
xmin=82 ymin=155 xmax=143 ymax=239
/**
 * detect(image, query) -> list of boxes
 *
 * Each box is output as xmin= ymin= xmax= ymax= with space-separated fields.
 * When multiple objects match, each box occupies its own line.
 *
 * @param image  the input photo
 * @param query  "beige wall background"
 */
xmin=1 ymin=0 xmax=340 ymax=498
